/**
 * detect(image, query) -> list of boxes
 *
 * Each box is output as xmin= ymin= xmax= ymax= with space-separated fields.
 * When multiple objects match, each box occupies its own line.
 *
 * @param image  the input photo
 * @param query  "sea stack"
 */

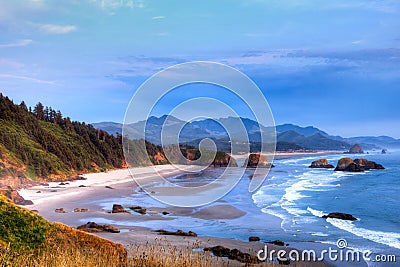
xmin=348 ymin=144 xmax=364 ymax=154
xmin=334 ymin=157 xmax=384 ymax=172
xmin=243 ymin=153 xmax=275 ymax=168
xmin=309 ymin=159 xmax=334 ymax=168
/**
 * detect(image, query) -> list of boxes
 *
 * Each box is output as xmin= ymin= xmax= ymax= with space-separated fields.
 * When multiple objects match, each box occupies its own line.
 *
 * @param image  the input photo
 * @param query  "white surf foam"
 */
xmin=327 ymin=218 xmax=400 ymax=250
xmin=307 ymin=206 xmax=325 ymax=217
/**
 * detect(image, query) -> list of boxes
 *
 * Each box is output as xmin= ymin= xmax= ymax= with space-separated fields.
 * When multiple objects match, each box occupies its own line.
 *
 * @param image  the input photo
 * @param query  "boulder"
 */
xmin=154 ymin=229 xmax=197 ymax=237
xmin=204 ymin=246 xmax=260 ymax=264
xmin=77 ymin=222 xmax=120 ymax=233
xmin=382 ymin=149 xmax=387 ymax=154
xmin=73 ymin=176 xmax=87 ymax=181
xmin=322 ymin=212 xmax=357 ymax=221
xmin=309 ymin=159 xmax=334 ymax=168
xmin=74 ymin=208 xmax=89 ymax=212
xmin=243 ymin=153 xmax=275 ymax=168
xmin=18 ymin=199 xmax=34 ymax=205
xmin=105 ymin=186 xmax=114 ymax=189
xmin=161 ymin=211 xmax=170 ymax=215
xmin=55 ymin=208 xmax=67 ymax=213
xmin=112 ymin=204 xmax=128 ymax=213
xmin=348 ymin=144 xmax=364 ymax=154
xmin=78 ymin=185 xmax=86 ymax=187
xmin=268 ymin=240 xmax=285 ymax=246
xmin=248 ymin=236 xmax=260 ymax=242
xmin=278 ymin=258 xmax=291 ymax=265
xmin=128 ymin=206 xmax=146 ymax=214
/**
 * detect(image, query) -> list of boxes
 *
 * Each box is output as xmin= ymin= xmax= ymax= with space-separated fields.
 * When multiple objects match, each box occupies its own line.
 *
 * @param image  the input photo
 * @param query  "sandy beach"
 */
xmin=18 ymin=159 xmax=338 ymax=266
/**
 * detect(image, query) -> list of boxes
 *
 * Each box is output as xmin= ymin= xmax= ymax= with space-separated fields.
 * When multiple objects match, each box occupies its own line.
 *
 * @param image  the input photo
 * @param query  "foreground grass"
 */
xmin=0 ymin=195 xmax=324 ymax=267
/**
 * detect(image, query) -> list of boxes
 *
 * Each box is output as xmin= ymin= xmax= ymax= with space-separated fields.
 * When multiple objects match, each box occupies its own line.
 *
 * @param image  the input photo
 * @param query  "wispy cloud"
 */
xmin=155 ymin=32 xmax=169 ymax=36
xmin=152 ymin=16 xmax=165 ymax=20
xmin=38 ymin=24 xmax=77 ymax=34
xmin=351 ymin=40 xmax=364 ymax=45
xmin=0 ymin=39 xmax=33 ymax=48
xmin=0 ymin=74 xmax=57 ymax=85
xmin=0 ymin=59 xmax=25 ymax=69
xmin=89 ymin=0 xmax=144 ymax=14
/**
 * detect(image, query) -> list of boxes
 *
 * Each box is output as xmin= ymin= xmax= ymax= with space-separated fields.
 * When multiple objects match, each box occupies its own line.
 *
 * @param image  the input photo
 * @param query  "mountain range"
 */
xmin=93 ymin=116 xmax=400 ymax=152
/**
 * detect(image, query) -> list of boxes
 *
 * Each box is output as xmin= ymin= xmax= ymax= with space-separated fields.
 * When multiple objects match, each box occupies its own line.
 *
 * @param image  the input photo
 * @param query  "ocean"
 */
xmin=252 ymin=151 xmax=400 ymax=266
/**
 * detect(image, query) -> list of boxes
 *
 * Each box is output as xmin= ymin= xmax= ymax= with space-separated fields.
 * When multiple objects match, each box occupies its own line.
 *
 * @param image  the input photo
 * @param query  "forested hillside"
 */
xmin=0 ymin=94 xmax=235 ymax=187
xmin=0 ymin=93 xmax=125 ymax=183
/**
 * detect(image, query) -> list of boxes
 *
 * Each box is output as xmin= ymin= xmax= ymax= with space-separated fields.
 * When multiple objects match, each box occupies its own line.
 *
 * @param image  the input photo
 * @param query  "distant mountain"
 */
xmin=276 ymin=124 xmax=329 ymax=137
xmin=346 ymin=136 xmax=400 ymax=149
xmin=93 ymin=116 xmax=400 ymax=151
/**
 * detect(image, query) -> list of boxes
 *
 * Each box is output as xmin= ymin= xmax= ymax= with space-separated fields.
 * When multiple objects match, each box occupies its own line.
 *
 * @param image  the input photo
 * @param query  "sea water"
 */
xmin=252 ymin=151 xmax=400 ymax=266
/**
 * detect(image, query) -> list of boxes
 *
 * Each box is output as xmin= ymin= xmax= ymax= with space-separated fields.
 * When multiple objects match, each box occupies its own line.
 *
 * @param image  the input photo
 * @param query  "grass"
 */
xmin=0 ymin=196 xmax=327 ymax=267
xmin=0 ymin=195 xmax=127 ymax=266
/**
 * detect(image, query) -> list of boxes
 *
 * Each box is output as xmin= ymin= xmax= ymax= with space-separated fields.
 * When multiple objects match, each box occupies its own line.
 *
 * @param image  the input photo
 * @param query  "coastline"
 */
xmin=17 ymin=153 xmax=348 ymax=266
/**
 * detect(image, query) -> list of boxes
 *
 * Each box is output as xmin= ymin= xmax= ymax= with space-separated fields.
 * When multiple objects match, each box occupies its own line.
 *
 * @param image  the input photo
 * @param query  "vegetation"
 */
xmin=0 ymin=94 xmax=235 ymax=184
xmin=0 ymin=195 xmax=127 ymax=266
xmin=0 ymin=94 xmax=124 ymax=180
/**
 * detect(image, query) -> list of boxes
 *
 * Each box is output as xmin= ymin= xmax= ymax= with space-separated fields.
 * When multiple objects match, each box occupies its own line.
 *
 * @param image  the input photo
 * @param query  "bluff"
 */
xmin=0 ymin=195 xmax=127 ymax=266
xmin=0 ymin=94 xmax=125 ymax=186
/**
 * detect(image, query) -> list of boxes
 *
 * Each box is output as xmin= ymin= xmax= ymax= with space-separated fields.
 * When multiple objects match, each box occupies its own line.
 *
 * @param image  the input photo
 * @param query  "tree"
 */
xmin=33 ymin=102 xmax=45 ymax=120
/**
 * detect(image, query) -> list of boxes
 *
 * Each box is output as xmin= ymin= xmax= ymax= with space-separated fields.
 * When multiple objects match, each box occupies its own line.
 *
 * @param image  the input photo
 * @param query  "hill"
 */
xmin=0 ymin=95 xmax=235 ymax=190
xmin=276 ymin=123 xmax=329 ymax=137
xmin=0 ymin=94 xmax=125 ymax=186
xmin=95 ymin=116 xmax=400 ymax=151
xmin=0 ymin=195 xmax=127 ymax=266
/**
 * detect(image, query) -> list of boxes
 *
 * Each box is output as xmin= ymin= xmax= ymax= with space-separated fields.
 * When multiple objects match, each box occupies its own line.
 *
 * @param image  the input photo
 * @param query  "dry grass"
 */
xmin=2 ymin=238 xmax=326 ymax=267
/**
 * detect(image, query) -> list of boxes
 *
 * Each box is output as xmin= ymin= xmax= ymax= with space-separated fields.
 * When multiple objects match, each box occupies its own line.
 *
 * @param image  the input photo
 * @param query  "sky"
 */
xmin=0 ymin=0 xmax=399 ymax=138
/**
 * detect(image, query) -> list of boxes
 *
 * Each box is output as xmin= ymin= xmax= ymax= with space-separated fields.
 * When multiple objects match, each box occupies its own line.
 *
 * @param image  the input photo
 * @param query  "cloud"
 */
xmin=88 ymin=0 xmax=144 ymax=13
xmin=0 ymin=74 xmax=57 ymax=85
xmin=152 ymin=16 xmax=165 ymax=20
xmin=38 ymin=24 xmax=77 ymax=34
xmin=0 ymin=39 xmax=33 ymax=48
xmin=0 ymin=59 xmax=25 ymax=69
xmin=155 ymin=32 xmax=169 ymax=36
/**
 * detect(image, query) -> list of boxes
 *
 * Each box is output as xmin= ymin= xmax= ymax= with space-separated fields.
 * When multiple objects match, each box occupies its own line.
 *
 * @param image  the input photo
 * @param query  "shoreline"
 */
xmin=17 ymin=152 xmax=348 ymax=266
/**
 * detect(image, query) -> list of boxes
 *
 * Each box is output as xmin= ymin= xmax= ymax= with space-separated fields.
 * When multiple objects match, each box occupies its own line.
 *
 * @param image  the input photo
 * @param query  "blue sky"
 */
xmin=0 ymin=0 xmax=399 ymax=137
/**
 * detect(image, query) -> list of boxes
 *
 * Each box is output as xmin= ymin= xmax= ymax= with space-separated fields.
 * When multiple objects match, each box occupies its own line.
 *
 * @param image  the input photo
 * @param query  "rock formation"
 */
xmin=55 ymin=208 xmax=67 ymax=213
xmin=334 ymin=158 xmax=384 ymax=172
xmin=112 ymin=204 xmax=128 ymax=213
xmin=204 ymin=246 xmax=260 ymax=264
xmin=243 ymin=153 xmax=275 ymax=168
xmin=267 ymin=240 xmax=285 ymax=246
xmin=322 ymin=212 xmax=357 ymax=221
xmin=74 ymin=208 xmax=89 ymax=212
xmin=348 ymin=144 xmax=364 ymax=154
xmin=154 ymin=229 xmax=197 ymax=237
xmin=309 ymin=159 xmax=334 ymax=168
xmin=0 ymin=187 xmax=33 ymax=205
xmin=248 ymin=236 xmax=260 ymax=242
xmin=77 ymin=222 xmax=120 ymax=233
xmin=128 ymin=206 xmax=146 ymax=214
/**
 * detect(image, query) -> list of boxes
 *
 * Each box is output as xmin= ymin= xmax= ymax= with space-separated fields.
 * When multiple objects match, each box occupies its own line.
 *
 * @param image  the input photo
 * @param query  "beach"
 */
xmin=18 ymin=155 xmax=338 ymax=266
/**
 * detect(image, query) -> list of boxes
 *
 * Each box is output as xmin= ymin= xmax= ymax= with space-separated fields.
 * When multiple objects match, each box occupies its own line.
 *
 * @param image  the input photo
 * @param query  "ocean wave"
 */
xmin=307 ymin=206 xmax=325 ymax=217
xmin=326 ymin=218 xmax=400 ymax=250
